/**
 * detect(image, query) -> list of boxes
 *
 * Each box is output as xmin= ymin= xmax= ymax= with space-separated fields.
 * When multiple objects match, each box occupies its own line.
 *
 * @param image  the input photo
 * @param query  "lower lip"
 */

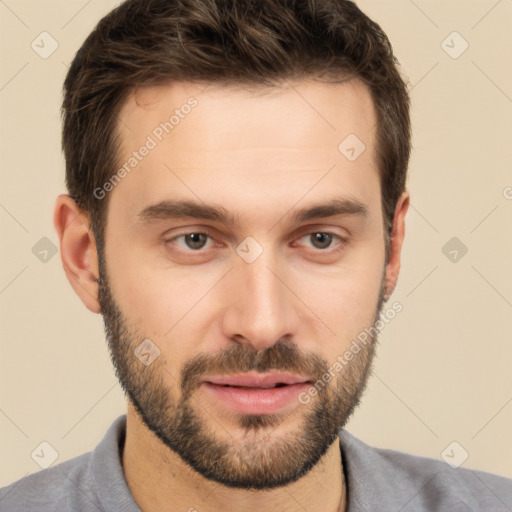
xmin=202 ymin=382 xmax=310 ymax=415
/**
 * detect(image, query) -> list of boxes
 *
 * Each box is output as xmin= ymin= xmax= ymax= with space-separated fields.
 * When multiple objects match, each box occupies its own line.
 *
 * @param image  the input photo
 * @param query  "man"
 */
xmin=1 ymin=0 xmax=510 ymax=510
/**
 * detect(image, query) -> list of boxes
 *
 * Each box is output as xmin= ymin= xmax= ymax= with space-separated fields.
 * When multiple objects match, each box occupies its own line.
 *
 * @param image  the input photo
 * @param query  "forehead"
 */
xmin=118 ymin=78 xmax=376 ymax=153
xmin=109 ymin=78 xmax=380 ymax=228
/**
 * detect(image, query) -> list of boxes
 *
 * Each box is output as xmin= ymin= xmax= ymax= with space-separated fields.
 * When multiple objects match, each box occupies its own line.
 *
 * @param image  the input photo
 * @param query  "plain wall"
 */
xmin=1 ymin=0 xmax=511 ymax=485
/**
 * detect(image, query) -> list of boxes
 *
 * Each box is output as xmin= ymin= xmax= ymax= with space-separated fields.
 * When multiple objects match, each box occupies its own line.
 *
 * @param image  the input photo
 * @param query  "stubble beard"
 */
xmin=97 ymin=250 xmax=386 ymax=490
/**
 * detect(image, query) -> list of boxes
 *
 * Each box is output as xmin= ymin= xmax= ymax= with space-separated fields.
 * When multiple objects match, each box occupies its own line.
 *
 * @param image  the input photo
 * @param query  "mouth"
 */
xmin=215 ymin=382 xmax=290 ymax=389
xmin=200 ymin=373 xmax=313 ymax=415
xmin=202 ymin=372 xmax=312 ymax=389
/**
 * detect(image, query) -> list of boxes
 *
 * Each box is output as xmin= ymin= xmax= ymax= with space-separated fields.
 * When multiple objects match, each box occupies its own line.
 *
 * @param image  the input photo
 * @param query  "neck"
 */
xmin=122 ymin=404 xmax=346 ymax=512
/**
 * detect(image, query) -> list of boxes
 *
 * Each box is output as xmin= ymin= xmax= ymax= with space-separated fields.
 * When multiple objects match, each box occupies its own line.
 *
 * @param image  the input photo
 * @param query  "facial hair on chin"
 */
xmin=97 ymin=252 xmax=386 ymax=490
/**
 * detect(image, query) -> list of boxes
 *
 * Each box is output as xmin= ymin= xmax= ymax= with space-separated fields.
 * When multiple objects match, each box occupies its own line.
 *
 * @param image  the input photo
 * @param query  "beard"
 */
xmin=97 ymin=250 xmax=387 ymax=490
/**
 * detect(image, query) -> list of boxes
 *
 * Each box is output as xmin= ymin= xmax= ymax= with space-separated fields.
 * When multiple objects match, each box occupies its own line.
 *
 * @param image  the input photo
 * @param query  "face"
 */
xmin=98 ymin=79 xmax=390 ymax=489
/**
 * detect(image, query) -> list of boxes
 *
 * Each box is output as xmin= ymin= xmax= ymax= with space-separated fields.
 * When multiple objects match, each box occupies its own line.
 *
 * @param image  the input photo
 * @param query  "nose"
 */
xmin=220 ymin=248 xmax=299 ymax=351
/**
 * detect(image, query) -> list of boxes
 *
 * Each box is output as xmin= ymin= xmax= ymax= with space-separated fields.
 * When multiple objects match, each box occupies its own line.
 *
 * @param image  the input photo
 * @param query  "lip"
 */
xmin=202 ymin=372 xmax=310 ymax=388
xmin=201 ymin=372 xmax=312 ymax=415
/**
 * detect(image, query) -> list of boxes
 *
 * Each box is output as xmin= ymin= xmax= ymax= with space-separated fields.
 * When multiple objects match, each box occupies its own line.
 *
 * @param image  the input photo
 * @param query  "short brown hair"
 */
xmin=62 ymin=0 xmax=410 ymax=259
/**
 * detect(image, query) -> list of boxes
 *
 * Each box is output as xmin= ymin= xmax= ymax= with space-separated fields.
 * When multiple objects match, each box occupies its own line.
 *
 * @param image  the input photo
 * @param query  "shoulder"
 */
xmin=0 ymin=415 xmax=135 ymax=512
xmin=0 ymin=452 xmax=100 ymax=512
xmin=339 ymin=430 xmax=512 ymax=511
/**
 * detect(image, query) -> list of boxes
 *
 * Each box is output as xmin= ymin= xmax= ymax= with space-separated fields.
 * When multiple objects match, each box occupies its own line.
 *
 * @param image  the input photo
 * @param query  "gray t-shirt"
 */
xmin=1 ymin=415 xmax=510 ymax=511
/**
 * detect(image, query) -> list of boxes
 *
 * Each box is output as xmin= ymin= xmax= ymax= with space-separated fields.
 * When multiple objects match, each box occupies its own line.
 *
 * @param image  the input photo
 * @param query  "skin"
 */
xmin=54 ymin=78 xmax=409 ymax=512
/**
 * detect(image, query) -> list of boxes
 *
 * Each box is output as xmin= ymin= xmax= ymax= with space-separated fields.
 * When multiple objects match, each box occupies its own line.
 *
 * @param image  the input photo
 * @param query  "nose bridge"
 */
xmin=221 ymin=245 xmax=296 ymax=349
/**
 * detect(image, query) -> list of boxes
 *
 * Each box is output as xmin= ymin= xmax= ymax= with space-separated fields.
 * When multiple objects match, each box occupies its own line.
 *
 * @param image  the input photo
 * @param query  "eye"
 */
xmin=168 ymin=232 xmax=215 ymax=251
xmin=296 ymin=232 xmax=346 ymax=251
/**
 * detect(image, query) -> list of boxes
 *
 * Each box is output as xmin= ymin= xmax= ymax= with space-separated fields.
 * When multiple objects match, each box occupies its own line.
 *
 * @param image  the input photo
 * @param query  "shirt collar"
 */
xmin=90 ymin=414 xmax=411 ymax=512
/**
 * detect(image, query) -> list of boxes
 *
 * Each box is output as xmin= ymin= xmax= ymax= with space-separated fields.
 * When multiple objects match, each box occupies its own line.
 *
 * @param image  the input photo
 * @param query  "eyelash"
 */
xmin=164 ymin=230 xmax=348 ymax=254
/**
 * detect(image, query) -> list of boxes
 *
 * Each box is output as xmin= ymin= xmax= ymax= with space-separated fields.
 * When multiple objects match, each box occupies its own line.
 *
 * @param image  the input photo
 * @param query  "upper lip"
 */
xmin=202 ymin=372 xmax=311 ymax=389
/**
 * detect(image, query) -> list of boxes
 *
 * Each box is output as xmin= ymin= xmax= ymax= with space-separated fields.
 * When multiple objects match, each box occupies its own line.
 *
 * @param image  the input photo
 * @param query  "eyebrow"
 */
xmin=136 ymin=197 xmax=368 ymax=227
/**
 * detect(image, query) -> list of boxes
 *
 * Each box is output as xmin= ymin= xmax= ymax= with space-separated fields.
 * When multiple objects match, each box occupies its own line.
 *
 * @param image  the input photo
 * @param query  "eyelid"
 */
xmin=292 ymin=223 xmax=350 ymax=241
xmin=163 ymin=226 xmax=349 ymax=256
xmin=293 ymin=231 xmax=348 ymax=250
xmin=164 ymin=229 xmax=218 ymax=251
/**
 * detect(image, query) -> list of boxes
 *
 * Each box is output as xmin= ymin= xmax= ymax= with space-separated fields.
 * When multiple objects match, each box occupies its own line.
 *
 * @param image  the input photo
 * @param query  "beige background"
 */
xmin=1 ymin=0 xmax=511 ymax=487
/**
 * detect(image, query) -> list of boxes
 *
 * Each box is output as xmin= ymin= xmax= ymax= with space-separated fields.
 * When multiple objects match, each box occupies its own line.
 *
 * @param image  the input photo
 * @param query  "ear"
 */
xmin=383 ymin=190 xmax=410 ymax=301
xmin=53 ymin=194 xmax=101 ymax=313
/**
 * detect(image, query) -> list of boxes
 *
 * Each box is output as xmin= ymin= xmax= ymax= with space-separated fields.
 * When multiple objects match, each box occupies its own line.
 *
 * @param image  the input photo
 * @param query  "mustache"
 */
xmin=180 ymin=337 xmax=329 ymax=399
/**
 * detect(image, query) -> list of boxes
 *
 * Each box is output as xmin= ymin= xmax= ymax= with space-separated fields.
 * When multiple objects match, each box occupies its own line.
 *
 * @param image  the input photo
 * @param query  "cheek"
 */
xmin=106 ymin=257 xmax=209 ymax=383
xmin=292 ymin=253 xmax=384 ymax=349
xmin=107 ymin=244 xmax=218 ymax=339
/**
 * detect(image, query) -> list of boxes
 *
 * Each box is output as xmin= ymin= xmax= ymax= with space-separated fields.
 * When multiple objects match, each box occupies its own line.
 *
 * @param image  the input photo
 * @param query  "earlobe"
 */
xmin=53 ymin=194 xmax=101 ymax=314
xmin=383 ymin=190 xmax=410 ymax=301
